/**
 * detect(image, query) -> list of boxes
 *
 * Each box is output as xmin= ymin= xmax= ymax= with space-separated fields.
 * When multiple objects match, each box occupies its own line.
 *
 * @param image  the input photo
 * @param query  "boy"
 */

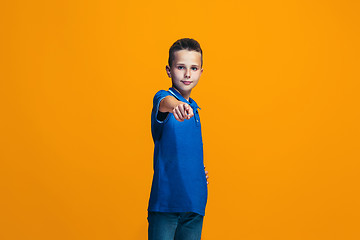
xmin=147 ymin=38 xmax=209 ymax=240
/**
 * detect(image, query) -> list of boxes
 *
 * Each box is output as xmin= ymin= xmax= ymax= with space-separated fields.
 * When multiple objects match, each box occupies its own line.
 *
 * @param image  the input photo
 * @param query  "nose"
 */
xmin=185 ymin=68 xmax=191 ymax=78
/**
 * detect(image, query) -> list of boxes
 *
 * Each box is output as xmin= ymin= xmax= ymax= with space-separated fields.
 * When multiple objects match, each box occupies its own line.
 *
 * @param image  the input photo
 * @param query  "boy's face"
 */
xmin=166 ymin=50 xmax=203 ymax=95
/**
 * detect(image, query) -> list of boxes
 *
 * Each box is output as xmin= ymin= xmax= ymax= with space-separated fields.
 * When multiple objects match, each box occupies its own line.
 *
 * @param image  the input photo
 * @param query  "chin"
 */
xmin=178 ymin=86 xmax=194 ymax=91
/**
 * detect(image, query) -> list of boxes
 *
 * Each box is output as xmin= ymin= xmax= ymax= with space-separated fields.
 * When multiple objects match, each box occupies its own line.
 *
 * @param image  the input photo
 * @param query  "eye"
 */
xmin=177 ymin=66 xmax=184 ymax=70
xmin=191 ymin=67 xmax=198 ymax=71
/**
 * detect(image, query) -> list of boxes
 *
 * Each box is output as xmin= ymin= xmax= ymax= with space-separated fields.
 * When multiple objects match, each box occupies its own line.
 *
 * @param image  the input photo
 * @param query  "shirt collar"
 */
xmin=168 ymin=87 xmax=201 ymax=110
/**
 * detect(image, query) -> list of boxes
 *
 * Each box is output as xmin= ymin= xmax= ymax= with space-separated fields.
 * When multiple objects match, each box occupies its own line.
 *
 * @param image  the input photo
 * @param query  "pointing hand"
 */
xmin=172 ymin=102 xmax=194 ymax=122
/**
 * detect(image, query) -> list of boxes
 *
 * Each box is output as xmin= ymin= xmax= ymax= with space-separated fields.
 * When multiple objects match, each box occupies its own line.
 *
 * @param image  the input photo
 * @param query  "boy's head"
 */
xmin=166 ymin=38 xmax=203 ymax=95
xmin=168 ymin=38 xmax=203 ymax=68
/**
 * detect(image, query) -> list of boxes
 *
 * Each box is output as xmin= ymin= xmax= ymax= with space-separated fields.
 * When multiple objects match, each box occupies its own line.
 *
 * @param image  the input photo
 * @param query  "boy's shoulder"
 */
xmin=155 ymin=89 xmax=169 ymax=93
xmin=154 ymin=89 xmax=170 ymax=96
xmin=153 ymin=89 xmax=171 ymax=104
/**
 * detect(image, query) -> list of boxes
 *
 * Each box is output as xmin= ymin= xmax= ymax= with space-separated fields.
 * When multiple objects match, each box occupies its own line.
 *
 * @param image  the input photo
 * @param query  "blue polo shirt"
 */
xmin=148 ymin=87 xmax=208 ymax=216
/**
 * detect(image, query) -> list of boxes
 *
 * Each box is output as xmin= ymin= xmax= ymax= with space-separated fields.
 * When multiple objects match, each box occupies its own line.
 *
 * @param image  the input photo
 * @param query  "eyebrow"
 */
xmin=176 ymin=63 xmax=200 ymax=67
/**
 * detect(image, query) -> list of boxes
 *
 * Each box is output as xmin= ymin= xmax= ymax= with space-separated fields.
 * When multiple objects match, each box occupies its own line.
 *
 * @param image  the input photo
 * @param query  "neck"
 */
xmin=172 ymin=86 xmax=191 ymax=101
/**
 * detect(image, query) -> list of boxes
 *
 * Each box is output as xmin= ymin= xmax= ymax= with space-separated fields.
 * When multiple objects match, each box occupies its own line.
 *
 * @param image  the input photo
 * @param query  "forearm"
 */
xmin=159 ymin=96 xmax=194 ymax=122
xmin=159 ymin=96 xmax=182 ymax=113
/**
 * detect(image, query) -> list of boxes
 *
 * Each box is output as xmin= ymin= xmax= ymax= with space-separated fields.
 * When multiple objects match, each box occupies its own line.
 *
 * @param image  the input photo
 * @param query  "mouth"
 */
xmin=181 ymin=81 xmax=193 ymax=85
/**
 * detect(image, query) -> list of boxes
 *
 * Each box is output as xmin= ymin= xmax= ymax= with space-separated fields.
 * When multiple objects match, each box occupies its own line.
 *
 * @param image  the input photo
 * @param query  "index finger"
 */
xmin=185 ymin=105 xmax=194 ymax=119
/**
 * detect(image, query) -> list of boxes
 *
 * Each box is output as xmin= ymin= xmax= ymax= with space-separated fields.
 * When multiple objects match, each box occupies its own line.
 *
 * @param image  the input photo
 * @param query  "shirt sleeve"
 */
xmin=152 ymin=90 xmax=171 ymax=124
xmin=151 ymin=90 xmax=172 ymax=142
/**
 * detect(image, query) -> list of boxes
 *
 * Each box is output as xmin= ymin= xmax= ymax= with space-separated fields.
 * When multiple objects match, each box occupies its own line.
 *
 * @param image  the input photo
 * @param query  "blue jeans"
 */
xmin=147 ymin=211 xmax=204 ymax=240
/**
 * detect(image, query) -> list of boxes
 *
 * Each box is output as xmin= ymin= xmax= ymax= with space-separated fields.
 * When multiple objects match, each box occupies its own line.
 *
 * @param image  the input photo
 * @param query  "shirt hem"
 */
xmin=147 ymin=207 xmax=205 ymax=217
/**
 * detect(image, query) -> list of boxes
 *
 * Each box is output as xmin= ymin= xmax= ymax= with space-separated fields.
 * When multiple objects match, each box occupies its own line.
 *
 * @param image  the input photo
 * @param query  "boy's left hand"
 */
xmin=204 ymin=166 xmax=209 ymax=184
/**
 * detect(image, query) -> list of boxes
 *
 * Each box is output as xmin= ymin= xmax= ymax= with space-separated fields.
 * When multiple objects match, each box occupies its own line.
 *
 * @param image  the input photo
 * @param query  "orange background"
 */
xmin=1 ymin=0 xmax=359 ymax=239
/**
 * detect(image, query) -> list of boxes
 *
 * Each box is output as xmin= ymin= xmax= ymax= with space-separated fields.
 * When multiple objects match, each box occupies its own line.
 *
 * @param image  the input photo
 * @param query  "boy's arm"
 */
xmin=159 ymin=96 xmax=194 ymax=122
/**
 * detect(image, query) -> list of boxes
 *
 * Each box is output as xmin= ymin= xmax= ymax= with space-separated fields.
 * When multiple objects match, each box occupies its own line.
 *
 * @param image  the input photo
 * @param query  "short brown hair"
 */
xmin=168 ymin=38 xmax=203 ymax=68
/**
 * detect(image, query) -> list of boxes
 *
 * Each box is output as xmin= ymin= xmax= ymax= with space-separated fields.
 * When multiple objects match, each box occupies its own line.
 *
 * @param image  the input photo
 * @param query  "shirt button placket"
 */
xmin=195 ymin=109 xmax=200 ymax=125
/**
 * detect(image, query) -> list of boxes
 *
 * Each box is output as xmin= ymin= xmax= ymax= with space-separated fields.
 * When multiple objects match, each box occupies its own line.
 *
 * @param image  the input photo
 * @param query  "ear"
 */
xmin=166 ymin=65 xmax=171 ymax=78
